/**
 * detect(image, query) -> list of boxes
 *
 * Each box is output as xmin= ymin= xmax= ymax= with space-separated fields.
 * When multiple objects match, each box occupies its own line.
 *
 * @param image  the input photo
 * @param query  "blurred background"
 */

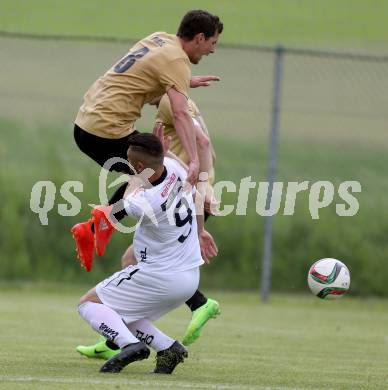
xmin=1 ymin=0 xmax=388 ymax=296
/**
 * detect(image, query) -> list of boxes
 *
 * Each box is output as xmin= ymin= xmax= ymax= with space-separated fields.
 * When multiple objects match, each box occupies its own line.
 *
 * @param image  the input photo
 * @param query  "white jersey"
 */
xmin=124 ymin=157 xmax=203 ymax=273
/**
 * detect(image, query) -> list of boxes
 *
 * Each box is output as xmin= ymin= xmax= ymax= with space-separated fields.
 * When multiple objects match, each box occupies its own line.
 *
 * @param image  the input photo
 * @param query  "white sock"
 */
xmin=78 ymin=301 xmax=139 ymax=348
xmin=126 ymin=319 xmax=174 ymax=352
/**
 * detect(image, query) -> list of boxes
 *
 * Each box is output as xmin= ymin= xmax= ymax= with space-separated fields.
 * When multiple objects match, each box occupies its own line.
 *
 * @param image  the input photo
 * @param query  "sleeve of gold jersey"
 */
xmin=155 ymin=94 xmax=188 ymax=163
xmin=159 ymin=58 xmax=190 ymax=98
xmin=155 ymin=94 xmax=173 ymax=125
xmin=157 ymin=95 xmax=197 ymax=122
xmin=188 ymin=99 xmax=200 ymax=117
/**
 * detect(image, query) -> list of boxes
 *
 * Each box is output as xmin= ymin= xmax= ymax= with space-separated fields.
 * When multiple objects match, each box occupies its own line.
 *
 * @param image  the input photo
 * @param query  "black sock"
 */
xmin=185 ymin=290 xmax=207 ymax=312
xmin=109 ymin=183 xmax=129 ymax=222
xmin=108 ymin=183 xmax=128 ymax=205
xmin=105 ymin=340 xmax=120 ymax=350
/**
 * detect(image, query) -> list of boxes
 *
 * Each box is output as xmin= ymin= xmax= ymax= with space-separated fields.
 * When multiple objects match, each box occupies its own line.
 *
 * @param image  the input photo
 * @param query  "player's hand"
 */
xmin=204 ymin=194 xmax=221 ymax=216
xmin=190 ymin=75 xmax=220 ymax=88
xmin=199 ymin=229 xmax=218 ymax=264
xmin=198 ymin=181 xmax=220 ymax=216
xmin=186 ymin=160 xmax=200 ymax=186
xmin=153 ymin=122 xmax=171 ymax=155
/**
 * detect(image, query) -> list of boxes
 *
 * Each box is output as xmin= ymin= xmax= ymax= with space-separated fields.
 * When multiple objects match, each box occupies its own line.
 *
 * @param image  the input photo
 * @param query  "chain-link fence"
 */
xmin=259 ymin=46 xmax=388 ymax=299
xmin=1 ymin=33 xmax=388 ymax=296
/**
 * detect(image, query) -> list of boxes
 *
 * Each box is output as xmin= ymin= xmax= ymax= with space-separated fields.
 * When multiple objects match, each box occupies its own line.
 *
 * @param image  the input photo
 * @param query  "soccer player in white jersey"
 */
xmin=76 ymin=96 xmax=219 ymax=361
xmin=77 ymin=132 xmax=218 ymax=374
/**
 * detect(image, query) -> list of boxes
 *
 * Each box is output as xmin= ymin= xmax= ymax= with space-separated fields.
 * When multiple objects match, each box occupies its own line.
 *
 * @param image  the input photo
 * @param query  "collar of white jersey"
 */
xmin=150 ymin=166 xmax=168 ymax=187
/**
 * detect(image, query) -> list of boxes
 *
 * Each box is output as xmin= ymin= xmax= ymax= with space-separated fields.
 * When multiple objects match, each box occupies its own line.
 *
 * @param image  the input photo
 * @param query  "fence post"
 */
xmin=261 ymin=45 xmax=284 ymax=302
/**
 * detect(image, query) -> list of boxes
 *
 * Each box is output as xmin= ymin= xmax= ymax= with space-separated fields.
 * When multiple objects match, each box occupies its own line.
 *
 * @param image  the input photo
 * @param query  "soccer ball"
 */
xmin=307 ymin=258 xmax=350 ymax=299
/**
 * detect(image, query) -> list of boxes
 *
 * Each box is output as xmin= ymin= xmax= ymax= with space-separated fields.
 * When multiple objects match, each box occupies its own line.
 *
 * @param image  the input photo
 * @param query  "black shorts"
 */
xmin=74 ymin=124 xmax=138 ymax=174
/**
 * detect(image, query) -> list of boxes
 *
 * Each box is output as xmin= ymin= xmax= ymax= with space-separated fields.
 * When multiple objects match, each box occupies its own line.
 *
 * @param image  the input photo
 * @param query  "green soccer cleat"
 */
xmin=182 ymin=298 xmax=220 ymax=346
xmin=76 ymin=337 xmax=121 ymax=360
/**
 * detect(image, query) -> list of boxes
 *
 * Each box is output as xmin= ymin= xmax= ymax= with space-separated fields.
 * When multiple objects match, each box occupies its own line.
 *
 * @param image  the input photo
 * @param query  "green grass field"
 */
xmin=1 ymin=285 xmax=388 ymax=390
xmin=1 ymin=0 xmax=388 ymax=49
xmin=1 ymin=3 xmax=388 ymax=390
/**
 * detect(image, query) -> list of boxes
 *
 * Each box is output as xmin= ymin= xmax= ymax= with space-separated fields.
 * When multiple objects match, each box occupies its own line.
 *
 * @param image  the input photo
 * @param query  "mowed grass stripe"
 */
xmin=0 ymin=376 xmax=320 ymax=390
xmin=1 ymin=289 xmax=388 ymax=389
xmin=1 ymin=0 xmax=388 ymax=48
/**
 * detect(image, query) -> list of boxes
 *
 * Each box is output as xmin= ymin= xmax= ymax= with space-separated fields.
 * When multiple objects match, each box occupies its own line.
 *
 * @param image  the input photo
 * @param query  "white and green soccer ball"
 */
xmin=307 ymin=258 xmax=350 ymax=299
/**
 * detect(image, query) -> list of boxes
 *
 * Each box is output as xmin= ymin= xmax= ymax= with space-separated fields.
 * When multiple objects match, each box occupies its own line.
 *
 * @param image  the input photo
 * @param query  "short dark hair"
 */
xmin=127 ymin=133 xmax=164 ymax=167
xmin=177 ymin=10 xmax=223 ymax=41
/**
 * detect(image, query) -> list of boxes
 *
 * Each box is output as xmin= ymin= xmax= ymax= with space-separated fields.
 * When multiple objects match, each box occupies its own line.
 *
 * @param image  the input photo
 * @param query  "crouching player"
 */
xmin=77 ymin=133 xmax=218 ymax=373
xmin=76 ymin=95 xmax=219 ymax=360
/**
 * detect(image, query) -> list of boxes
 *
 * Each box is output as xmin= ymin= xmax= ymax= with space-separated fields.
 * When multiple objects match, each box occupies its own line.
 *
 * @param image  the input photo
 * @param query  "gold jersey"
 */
xmin=156 ymin=94 xmax=215 ymax=184
xmin=75 ymin=32 xmax=191 ymax=139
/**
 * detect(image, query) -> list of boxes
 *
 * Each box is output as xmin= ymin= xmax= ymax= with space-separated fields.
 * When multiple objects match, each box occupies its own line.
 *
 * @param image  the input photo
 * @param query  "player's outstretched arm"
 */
xmin=190 ymin=75 xmax=220 ymax=88
xmin=153 ymin=122 xmax=171 ymax=154
xmin=153 ymin=121 xmax=188 ymax=170
xmin=198 ymin=228 xmax=218 ymax=264
xmin=167 ymin=88 xmax=199 ymax=186
xmin=196 ymin=113 xmax=217 ymax=161
xmin=166 ymin=151 xmax=188 ymax=171
xmin=195 ymin=192 xmax=218 ymax=264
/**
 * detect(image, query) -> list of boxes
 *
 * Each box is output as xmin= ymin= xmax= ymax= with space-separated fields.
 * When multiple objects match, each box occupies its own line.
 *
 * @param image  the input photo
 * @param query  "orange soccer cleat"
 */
xmin=92 ymin=205 xmax=115 ymax=257
xmin=71 ymin=219 xmax=95 ymax=272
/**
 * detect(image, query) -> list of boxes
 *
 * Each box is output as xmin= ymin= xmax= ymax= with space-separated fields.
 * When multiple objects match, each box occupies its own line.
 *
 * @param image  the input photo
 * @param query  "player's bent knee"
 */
xmin=121 ymin=255 xmax=137 ymax=268
xmin=121 ymin=245 xmax=137 ymax=268
xmin=79 ymin=287 xmax=101 ymax=305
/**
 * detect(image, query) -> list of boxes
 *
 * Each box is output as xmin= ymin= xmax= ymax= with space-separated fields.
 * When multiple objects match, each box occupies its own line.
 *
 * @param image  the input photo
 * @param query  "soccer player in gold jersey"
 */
xmin=71 ymin=10 xmax=223 ymax=271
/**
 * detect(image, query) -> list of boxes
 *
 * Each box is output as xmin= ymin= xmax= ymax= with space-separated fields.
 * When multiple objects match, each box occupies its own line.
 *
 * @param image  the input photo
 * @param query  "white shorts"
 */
xmin=96 ymin=264 xmax=199 ymax=324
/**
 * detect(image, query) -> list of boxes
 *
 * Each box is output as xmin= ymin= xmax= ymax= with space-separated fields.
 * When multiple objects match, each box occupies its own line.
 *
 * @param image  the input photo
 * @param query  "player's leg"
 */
xmin=73 ymin=124 xmax=135 ymax=174
xmin=81 ymin=317 xmax=188 ymax=373
xmin=182 ymin=212 xmax=220 ymax=346
xmin=114 ymin=211 xmax=220 ymax=348
xmin=78 ymin=285 xmax=150 ymax=373
xmin=127 ymin=319 xmax=188 ymax=374
xmin=97 ymin=265 xmax=198 ymax=373
xmin=74 ymin=124 xmax=133 ymax=234
xmin=76 ymin=244 xmax=138 ymax=359
xmin=182 ymin=291 xmax=220 ymax=346
xmin=121 ymin=244 xmax=137 ymax=268
xmin=127 ymin=319 xmax=175 ymax=352
xmin=76 ymin=335 xmax=120 ymax=360
xmin=77 ymin=308 xmax=187 ymax=370
xmin=120 ymin=268 xmax=200 ymax=373
xmin=71 ymin=125 xmax=136 ymax=269
xmin=120 ymin=244 xmax=220 ymax=349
